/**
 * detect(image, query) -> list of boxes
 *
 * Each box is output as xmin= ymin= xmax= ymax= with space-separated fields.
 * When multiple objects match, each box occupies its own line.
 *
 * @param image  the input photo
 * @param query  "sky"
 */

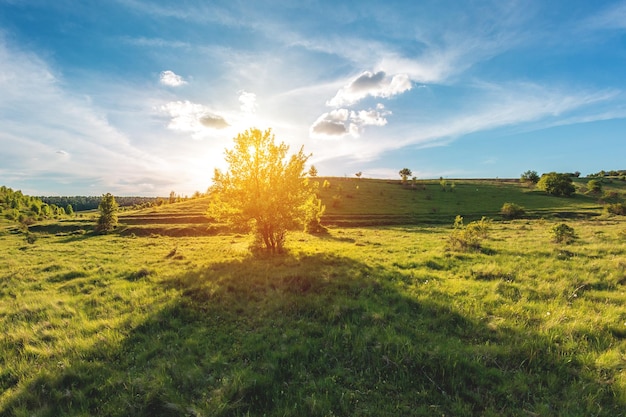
xmin=1 ymin=0 xmax=626 ymax=196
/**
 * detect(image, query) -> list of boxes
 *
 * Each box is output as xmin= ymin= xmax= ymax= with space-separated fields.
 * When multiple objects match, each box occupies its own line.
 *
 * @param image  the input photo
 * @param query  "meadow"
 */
xmin=1 ymin=178 xmax=626 ymax=416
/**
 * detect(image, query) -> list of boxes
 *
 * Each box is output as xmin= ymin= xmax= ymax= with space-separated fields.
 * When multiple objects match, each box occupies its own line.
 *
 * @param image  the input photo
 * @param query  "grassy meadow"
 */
xmin=1 ymin=178 xmax=626 ymax=416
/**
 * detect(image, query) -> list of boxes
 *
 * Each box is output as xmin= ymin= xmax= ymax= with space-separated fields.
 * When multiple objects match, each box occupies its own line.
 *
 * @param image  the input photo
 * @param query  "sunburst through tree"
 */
xmin=208 ymin=128 xmax=323 ymax=252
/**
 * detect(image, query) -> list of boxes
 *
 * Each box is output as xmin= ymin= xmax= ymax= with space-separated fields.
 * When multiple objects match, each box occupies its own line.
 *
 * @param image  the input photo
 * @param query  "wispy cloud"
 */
xmin=0 ymin=37 xmax=179 ymax=195
xmin=586 ymin=1 xmax=626 ymax=30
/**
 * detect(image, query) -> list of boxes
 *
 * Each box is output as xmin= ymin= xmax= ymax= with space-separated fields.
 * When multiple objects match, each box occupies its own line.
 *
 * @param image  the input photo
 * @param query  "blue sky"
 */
xmin=1 ymin=0 xmax=626 ymax=196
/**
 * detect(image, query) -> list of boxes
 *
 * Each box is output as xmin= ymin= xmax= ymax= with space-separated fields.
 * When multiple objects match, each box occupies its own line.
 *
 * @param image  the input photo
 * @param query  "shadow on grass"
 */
xmin=2 ymin=252 xmax=623 ymax=416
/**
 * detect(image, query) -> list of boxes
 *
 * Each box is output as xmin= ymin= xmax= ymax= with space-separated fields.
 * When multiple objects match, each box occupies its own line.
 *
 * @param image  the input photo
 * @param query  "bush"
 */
xmin=500 ymin=202 xmax=525 ymax=219
xmin=537 ymin=172 xmax=576 ymax=197
xmin=447 ymin=215 xmax=490 ymax=252
xmin=551 ymin=223 xmax=577 ymax=244
xmin=586 ymin=179 xmax=602 ymax=194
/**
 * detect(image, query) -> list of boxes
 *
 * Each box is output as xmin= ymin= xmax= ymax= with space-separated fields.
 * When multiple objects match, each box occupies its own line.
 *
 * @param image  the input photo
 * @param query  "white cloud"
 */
xmin=159 ymin=70 xmax=187 ymax=87
xmin=239 ymin=90 xmax=257 ymax=113
xmin=161 ymin=100 xmax=229 ymax=136
xmin=310 ymin=105 xmax=391 ymax=138
xmin=327 ymin=71 xmax=412 ymax=107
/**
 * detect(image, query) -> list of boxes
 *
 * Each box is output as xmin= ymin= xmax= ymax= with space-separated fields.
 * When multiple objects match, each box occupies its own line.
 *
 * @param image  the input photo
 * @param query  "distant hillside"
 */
xmin=112 ymin=176 xmax=626 ymax=236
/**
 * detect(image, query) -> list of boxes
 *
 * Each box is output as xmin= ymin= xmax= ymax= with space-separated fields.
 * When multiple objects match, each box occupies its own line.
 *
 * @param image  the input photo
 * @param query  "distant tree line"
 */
xmin=39 ymin=196 xmax=161 ymax=211
xmin=588 ymin=169 xmax=626 ymax=178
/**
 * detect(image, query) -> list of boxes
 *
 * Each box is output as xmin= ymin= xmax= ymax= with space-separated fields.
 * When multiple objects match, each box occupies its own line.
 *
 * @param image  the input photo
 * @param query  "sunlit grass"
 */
xmin=1 ymin=213 xmax=626 ymax=416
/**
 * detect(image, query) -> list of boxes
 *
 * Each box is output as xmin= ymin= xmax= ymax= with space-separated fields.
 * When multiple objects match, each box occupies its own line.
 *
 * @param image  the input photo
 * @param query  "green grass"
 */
xmin=316 ymin=177 xmax=621 ymax=225
xmin=2 ymin=178 xmax=626 ymax=416
xmin=2 ymin=209 xmax=626 ymax=416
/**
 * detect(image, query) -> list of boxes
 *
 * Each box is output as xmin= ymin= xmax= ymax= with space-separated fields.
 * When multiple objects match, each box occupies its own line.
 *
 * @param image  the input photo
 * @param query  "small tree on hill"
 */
xmin=208 ymin=128 xmax=317 ymax=253
xmin=537 ymin=172 xmax=576 ymax=197
xmin=399 ymin=168 xmax=412 ymax=184
xmin=521 ymin=170 xmax=540 ymax=184
xmin=96 ymin=193 xmax=118 ymax=233
xmin=308 ymin=165 xmax=318 ymax=177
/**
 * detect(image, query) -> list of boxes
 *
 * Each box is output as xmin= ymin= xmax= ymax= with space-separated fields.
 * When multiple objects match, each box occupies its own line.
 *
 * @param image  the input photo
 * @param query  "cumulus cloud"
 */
xmin=159 ymin=70 xmax=187 ymax=87
xmin=326 ymin=71 xmax=412 ymax=107
xmin=161 ymin=100 xmax=229 ymax=136
xmin=310 ymin=105 xmax=391 ymax=138
xmin=238 ymin=90 xmax=257 ymax=113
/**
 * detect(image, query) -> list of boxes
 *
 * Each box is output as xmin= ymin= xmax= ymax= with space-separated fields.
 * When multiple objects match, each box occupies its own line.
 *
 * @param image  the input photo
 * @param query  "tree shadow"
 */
xmin=2 ymin=252 xmax=623 ymax=416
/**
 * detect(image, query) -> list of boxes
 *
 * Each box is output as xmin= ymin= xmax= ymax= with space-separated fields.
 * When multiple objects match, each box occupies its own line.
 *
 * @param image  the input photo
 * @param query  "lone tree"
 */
xmin=96 ymin=193 xmax=118 ymax=233
xmin=520 ymin=170 xmax=540 ymax=184
xmin=537 ymin=172 xmax=576 ymax=197
xmin=399 ymin=168 xmax=412 ymax=184
xmin=208 ymin=128 xmax=320 ymax=253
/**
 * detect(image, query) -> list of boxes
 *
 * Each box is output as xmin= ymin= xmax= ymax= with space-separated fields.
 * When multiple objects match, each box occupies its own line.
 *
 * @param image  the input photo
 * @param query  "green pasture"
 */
xmin=1 ymin=177 xmax=626 ymax=416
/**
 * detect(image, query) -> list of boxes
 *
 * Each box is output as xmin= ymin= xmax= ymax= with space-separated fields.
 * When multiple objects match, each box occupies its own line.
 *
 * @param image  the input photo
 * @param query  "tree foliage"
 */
xmin=537 ymin=172 xmax=576 ymax=197
xmin=399 ymin=168 xmax=412 ymax=184
xmin=208 ymin=128 xmax=320 ymax=252
xmin=96 ymin=193 xmax=119 ymax=233
xmin=520 ymin=170 xmax=540 ymax=184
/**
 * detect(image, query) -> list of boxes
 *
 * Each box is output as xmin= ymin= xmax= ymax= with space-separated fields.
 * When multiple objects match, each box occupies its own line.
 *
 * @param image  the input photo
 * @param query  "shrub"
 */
xmin=551 ymin=223 xmax=577 ymax=244
xmin=500 ymin=202 xmax=525 ymax=219
xmin=537 ymin=172 xmax=576 ymax=197
xmin=586 ymin=179 xmax=602 ymax=194
xmin=447 ymin=215 xmax=490 ymax=252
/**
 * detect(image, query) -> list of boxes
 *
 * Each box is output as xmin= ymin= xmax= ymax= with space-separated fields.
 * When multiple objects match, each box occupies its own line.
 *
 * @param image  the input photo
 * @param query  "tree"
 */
xmin=66 ymin=204 xmax=74 ymax=216
xmin=96 ymin=193 xmax=119 ymax=233
xmin=399 ymin=168 xmax=412 ymax=184
xmin=355 ymin=171 xmax=362 ymax=179
xmin=537 ymin=172 xmax=576 ymax=197
xmin=308 ymin=165 xmax=318 ymax=177
xmin=520 ymin=170 xmax=540 ymax=184
xmin=208 ymin=128 xmax=318 ymax=253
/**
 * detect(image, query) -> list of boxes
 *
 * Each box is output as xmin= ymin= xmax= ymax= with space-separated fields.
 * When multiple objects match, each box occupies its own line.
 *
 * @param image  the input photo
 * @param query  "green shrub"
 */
xmin=537 ymin=172 xmax=576 ymax=197
xmin=500 ymin=202 xmax=525 ymax=219
xmin=551 ymin=223 xmax=577 ymax=244
xmin=586 ymin=179 xmax=602 ymax=194
xmin=447 ymin=215 xmax=490 ymax=252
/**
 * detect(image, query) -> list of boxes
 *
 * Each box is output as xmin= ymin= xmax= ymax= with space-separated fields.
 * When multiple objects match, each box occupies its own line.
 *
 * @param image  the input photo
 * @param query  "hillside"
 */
xmin=106 ymin=177 xmax=625 ymax=235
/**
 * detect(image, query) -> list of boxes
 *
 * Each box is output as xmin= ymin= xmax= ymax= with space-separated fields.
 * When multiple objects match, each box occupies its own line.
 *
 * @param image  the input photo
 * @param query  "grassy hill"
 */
xmin=1 ymin=178 xmax=626 ymax=416
xmin=103 ymin=176 xmax=624 ymax=235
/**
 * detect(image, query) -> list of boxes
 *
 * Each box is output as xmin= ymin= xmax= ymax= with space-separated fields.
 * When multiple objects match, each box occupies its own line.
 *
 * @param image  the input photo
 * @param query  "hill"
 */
xmin=105 ymin=176 xmax=625 ymax=235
